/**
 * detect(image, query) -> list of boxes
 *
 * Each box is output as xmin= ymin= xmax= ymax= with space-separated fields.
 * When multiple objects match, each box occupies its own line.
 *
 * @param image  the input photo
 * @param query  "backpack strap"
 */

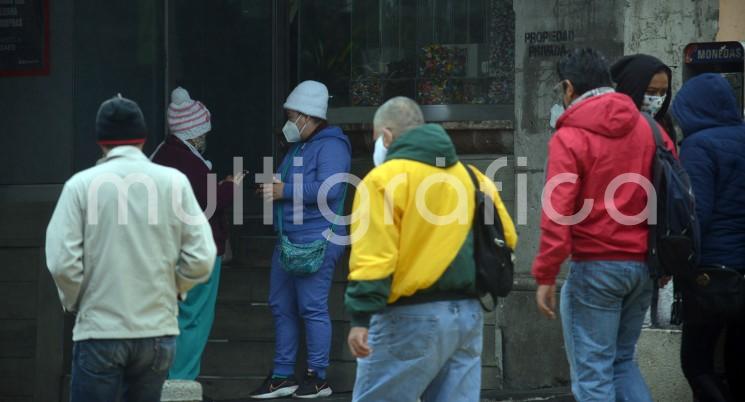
xmin=642 ymin=112 xmax=666 ymax=149
xmin=461 ymin=163 xmax=506 ymax=239
xmin=641 ymin=113 xmax=663 ymax=277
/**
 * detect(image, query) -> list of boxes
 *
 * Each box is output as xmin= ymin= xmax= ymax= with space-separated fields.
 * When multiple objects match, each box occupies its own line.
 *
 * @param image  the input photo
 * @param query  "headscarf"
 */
xmin=610 ymin=54 xmax=672 ymax=121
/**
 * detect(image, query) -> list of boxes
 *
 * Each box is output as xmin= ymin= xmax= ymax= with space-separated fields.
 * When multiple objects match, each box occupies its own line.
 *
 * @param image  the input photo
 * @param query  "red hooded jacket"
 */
xmin=532 ymin=92 xmax=676 ymax=285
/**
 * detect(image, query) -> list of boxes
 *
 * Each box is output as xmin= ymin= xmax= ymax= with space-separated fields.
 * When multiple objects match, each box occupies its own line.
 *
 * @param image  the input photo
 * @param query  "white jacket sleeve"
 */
xmin=45 ymin=182 xmax=85 ymax=312
xmin=175 ymin=175 xmax=217 ymax=294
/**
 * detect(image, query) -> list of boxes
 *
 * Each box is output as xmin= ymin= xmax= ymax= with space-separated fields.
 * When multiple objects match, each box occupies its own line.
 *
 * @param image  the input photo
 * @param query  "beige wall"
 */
xmin=718 ymin=0 xmax=745 ymax=41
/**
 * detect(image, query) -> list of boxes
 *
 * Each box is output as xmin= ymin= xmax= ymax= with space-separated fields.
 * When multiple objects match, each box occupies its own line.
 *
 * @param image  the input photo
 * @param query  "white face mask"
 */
xmin=549 ymin=103 xmax=565 ymax=129
xmin=282 ymin=115 xmax=307 ymax=143
xmin=641 ymin=94 xmax=666 ymax=116
xmin=373 ymin=135 xmax=388 ymax=166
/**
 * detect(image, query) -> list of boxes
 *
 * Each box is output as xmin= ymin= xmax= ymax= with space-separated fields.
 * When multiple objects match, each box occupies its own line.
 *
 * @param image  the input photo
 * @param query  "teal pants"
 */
xmin=169 ymin=256 xmax=222 ymax=380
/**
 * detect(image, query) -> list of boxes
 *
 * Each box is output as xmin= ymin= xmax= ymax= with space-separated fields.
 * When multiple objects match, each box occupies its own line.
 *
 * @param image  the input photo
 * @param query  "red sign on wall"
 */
xmin=0 ymin=0 xmax=50 ymax=76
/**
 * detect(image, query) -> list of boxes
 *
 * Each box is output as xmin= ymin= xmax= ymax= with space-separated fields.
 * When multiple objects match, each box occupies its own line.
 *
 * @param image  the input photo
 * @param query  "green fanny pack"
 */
xmin=276 ymin=144 xmax=346 ymax=276
xmin=278 ymin=236 xmax=330 ymax=276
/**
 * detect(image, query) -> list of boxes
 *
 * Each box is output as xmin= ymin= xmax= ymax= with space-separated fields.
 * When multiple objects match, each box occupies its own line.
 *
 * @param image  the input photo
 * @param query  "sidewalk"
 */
xmin=218 ymin=388 xmax=574 ymax=402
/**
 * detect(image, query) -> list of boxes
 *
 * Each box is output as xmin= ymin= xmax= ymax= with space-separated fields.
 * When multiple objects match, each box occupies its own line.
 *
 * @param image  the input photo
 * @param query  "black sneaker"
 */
xmin=249 ymin=374 xmax=299 ymax=399
xmin=293 ymin=370 xmax=333 ymax=399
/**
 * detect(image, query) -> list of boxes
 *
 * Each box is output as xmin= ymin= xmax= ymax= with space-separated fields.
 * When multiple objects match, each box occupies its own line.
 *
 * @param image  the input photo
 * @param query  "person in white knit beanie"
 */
xmin=278 ymin=80 xmax=330 ymax=143
xmin=251 ymin=80 xmax=352 ymax=399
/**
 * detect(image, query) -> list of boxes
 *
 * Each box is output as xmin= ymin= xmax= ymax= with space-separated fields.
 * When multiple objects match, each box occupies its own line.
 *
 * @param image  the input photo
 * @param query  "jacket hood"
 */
xmin=307 ymin=125 xmax=351 ymax=150
xmin=556 ymin=92 xmax=640 ymax=138
xmin=611 ymin=54 xmax=672 ymax=120
xmin=671 ymin=73 xmax=744 ymax=138
xmin=386 ymin=123 xmax=459 ymax=167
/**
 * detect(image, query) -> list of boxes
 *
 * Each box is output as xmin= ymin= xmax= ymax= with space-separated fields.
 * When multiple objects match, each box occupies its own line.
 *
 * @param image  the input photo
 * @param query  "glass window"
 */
xmin=297 ymin=0 xmax=514 ymax=109
xmin=168 ymin=0 xmax=274 ymax=180
xmin=73 ymin=0 xmax=165 ymax=171
xmin=297 ymin=0 xmax=353 ymax=108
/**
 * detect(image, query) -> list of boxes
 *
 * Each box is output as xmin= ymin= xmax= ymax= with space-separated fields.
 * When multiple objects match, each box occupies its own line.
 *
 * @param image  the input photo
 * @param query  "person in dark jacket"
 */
xmin=151 ymin=87 xmax=245 ymax=381
xmin=612 ymin=54 xmax=678 ymax=326
xmin=672 ymin=73 xmax=745 ymax=402
xmin=611 ymin=54 xmax=677 ymax=143
xmin=250 ymin=80 xmax=351 ymax=399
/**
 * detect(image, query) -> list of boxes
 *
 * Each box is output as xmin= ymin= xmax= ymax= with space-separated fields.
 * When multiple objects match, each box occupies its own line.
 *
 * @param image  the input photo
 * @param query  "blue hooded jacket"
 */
xmin=275 ymin=125 xmax=352 ymax=243
xmin=671 ymin=73 xmax=745 ymax=269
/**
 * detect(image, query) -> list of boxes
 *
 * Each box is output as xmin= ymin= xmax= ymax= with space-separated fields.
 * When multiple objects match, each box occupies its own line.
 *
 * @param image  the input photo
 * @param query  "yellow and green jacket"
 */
xmin=345 ymin=124 xmax=517 ymax=327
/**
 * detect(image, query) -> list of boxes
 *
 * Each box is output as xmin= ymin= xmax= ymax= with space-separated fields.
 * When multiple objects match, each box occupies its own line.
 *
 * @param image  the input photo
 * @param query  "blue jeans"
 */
xmin=170 ymin=256 xmax=222 ymax=380
xmin=560 ymin=261 xmax=654 ymax=402
xmin=269 ymin=242 xmax=345 ymax=379
xmin=70 ymin=337 xmax=176 ymax=402
xmin=353 ymin=299 xmax=483 ymax=402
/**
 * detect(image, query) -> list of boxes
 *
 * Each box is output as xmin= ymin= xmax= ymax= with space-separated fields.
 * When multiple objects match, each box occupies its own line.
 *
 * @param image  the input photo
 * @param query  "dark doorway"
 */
xmin=168 ymin=0 xmax=277 ymax=210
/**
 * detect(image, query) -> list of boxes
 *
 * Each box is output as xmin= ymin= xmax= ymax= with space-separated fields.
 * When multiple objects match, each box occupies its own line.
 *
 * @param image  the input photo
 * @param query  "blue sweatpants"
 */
xmin=269 ymin=242 xmax=345 ymax=379
xmin=169 ymin=256 xmax=222 ymax=380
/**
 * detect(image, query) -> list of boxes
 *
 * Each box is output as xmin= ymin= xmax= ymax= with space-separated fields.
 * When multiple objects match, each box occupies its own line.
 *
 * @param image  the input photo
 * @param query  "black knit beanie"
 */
xmin=96 ymin=94 xmax=147 ymax=145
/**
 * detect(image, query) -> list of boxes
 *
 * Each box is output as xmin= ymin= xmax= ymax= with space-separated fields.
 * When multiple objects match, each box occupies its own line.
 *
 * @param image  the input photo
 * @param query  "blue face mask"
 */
xmin=373 ymin=135 xmax=388 ymax=166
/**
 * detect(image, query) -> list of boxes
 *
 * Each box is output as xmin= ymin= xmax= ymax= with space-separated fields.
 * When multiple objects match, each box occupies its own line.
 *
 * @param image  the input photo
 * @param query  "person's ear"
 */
xmin=382 ymin=128 xmax=394 ymax=148
xmin=563 ymin=80 xmax=576 ymax=107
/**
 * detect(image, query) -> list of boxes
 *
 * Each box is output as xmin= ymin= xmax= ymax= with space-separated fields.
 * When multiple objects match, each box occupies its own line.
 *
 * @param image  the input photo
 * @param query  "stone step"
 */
xmin=194 ymin=377 xmax=562 ymax=401
xmin=161 ymin=380 xmax=201 ymax=402
xmin=210 ymin=304 xmax=349 ymax=344
xmin=200 ymin=336 xmax=502 ymax=393
xmin=215 ymin=266 xmax=350 ymax=310
xmin=198 ymin=359 xmax=359 ymax=397
xmin=480 ymin=388 xmax=574 ymax=401
xmin=228 ymin=235 xmax=275 ymax=268
xmin=203 ymin=332 xmax=360 ymax=369
xmin=69 ymin=376 xmax=553 ymax=402
xmin=200 ymin=374 xmax=353 ymax=401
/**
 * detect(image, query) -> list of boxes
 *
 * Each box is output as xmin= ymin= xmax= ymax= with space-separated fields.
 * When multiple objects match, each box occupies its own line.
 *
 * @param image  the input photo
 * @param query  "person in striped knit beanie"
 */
xmin=167 ymin=86 xmax=212 ymax=159
xmin=151 ymin=87 xmax=245 ymax=386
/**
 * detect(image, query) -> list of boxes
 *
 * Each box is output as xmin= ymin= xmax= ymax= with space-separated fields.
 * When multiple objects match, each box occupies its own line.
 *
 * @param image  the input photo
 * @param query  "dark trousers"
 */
xmin=681 ymin=317 xmax=745 ymax=402
xmin=70 ymin=337 xmax=176 ymax=402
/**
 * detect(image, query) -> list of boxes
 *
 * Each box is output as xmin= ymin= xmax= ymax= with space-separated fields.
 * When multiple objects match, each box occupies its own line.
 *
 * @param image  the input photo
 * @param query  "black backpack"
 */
xmin=463 ymin=164 xmax=514 ymax=311
xmin=642 ymin=113 xmax=700 ymax=278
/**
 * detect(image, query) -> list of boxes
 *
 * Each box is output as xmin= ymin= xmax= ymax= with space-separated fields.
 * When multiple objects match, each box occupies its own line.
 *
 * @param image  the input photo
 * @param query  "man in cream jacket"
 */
xmin=45 ymin=95 xmax=216 ymax=402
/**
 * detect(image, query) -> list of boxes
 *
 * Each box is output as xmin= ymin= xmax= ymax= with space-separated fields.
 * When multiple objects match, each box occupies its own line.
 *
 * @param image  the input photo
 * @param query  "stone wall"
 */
xmin=624 ymin=0 xmax=719 ymax=93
